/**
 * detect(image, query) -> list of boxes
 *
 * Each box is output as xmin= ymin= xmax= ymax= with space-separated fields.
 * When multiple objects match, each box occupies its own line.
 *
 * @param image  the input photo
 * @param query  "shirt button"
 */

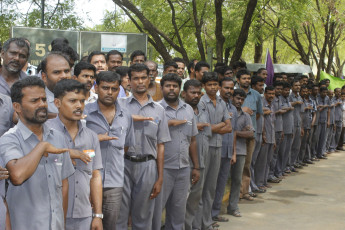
xmin=46 ymin=160 xmax=48 ymax=163
xmin=48 ymin=175 xmax=51 ymax=178
xmin=76 ymin=181 xmax=79 ymax=184
xmin=76 ymin=195 xmax=78 ymax=198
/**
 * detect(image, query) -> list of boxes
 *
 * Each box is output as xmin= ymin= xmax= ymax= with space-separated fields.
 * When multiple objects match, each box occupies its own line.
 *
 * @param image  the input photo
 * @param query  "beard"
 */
xmin=24 ymin=108 xmax=48 ymax=124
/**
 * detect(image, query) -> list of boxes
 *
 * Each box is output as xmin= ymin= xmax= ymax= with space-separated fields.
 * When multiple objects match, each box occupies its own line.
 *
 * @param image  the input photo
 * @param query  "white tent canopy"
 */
xmin=246 ymin=63 xmax=312 ymax=74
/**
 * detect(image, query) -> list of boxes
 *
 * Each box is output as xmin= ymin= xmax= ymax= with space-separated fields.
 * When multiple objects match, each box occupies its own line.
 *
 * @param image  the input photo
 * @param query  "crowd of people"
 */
xmin=0 ymin=37 xmax=344 ymax=230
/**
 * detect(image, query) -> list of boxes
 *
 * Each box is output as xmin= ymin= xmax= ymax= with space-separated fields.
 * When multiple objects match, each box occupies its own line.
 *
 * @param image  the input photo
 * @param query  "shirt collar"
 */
xmin=89 ymin=100 xmax=124 ymax=117
xmin=45 ymin=87 xmax=55 ymax=102
xmin=128 ymin=94 xmax=155 ymax=107
xmin=53 ymin=115 xmax=84 ymax=134
xmin=201 ymin=93 xmax=222 ymax=103
xmin=160 ymin=98 xmax=186 ymax=110
xmin=17 ymin=119 xmax=52 ymax=141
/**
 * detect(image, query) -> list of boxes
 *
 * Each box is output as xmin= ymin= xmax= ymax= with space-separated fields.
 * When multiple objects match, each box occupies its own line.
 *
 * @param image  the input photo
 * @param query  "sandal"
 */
xmin=230 ymin=210 xmax=242 ymax=217
xmin=212 ymin=216 xmax=229 ymax=222
xmin=242 ymin=194 xmax=254 ymax=201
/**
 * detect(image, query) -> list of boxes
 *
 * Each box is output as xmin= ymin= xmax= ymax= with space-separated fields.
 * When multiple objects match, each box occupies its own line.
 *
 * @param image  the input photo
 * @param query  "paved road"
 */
xmin=217 ymin=151 xmax=345 ymax=230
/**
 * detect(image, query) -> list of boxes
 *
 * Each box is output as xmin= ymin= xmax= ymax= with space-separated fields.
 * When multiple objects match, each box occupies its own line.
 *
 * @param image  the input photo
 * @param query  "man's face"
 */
xmin=184 ymin=86 xmax=202 ymax=107
xmin=107 ymin=54 xmax=122 ymax=71
xmin=131 ymin=55 xmax=145 ymax=64
xmin=163 ymin=66 xmax=177 ymax=75
xmin=204 ymin=81 xmax=218 ymax=97
xmin=275 ymin=76 xmax=282 ymax=82
xmin=300 ymin=78 xmax=308 ymax=86
xmin=335 ymin=89 xmax=341 ymax=98
xmin=1 ymin=42 xmax=29 ymax=74
xmin=264 ymin=89 xmax=275 ymax=103
xmin=341 ymin=94 xmax=345 ymax=101
xmin=90 ymin=55 xmax=107 ymax=74
xmin=253 ymin=82 xmax=265 ymax=94
xmin=288 ymin=76 xmax=294 ymax=83
xmin=232 ymin=94 xmax=245 ymax=109
xmin=282 ymin=87 xmax=291 ymax=97
xmin=195 ymin=67 xmax=209 ymax=81
xmin=95 ymin=81 xmax=120 ymax=106
xmin=42 ymin=56 xmax=71 ymax=92
xmin=74 ymin=69 xmax=95 ymax=92
xmin=55 ymin=91 xmax=85 ymax=121
xmin=258 ymin=70 xmax=268 ymax=81
xmin=327 ymin=90 xmax=334 ymax=99
xmin=162 ymin=80 xmax=180 ymax=103
xmin=219 ymin=81 xmax=234 ymax=101
xmin=130 ymin=70 xmax=150 ymax=95
xmin=121 ymin=75 xmax=131 ymax=91
xmin=292 ymin=81 xmax=301 ymax=93
xmin=325 ymin=81 xmax=330 ymax=87
xmin=176 ymin=62 xmax=185 ymax=78
xmin=312 ymin=87 xmax=319 ymax=96
xmin=237 ymin=74 xmax=251 ymax=89
xmin=146 ymin=62 xmax=158 ymax=84
xmin=300 ymin=88 xmax=308 ymax=98
xmin=15 ymin=86 xmax=48 ymax=124
xmin=224 ymin=69 xmax=234 ymax=78
xmin=320 ymin=90 xmax=327 ymax=98
xmin=281 ymin=75 xmax=288 ymax=82
xmin=275 ymin=85 xmax=283 ymax=96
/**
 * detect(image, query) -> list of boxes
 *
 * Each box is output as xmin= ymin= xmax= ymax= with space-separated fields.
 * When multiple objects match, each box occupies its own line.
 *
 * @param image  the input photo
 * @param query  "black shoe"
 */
xmin=252 ymin=188 xmax=266 ymax=193
xmin=294 ymin=164 xmax=303 ymax=169
xmin=336 ymin=147 xmax=344 ymax=151
xmin=304 ymin=160 xmax=314 ymax=164
xmin=300 ymin=162 xmax=307 ymax=166
xmin=317 ymin=156 xmax=327 ymax=159
xmin=291 ymin=168 xmax=299 ymax=172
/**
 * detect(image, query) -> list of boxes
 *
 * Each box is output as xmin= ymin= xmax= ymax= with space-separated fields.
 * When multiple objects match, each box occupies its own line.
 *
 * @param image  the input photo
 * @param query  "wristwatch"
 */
xmin=92 ymin=213 xmax=104 ymax=219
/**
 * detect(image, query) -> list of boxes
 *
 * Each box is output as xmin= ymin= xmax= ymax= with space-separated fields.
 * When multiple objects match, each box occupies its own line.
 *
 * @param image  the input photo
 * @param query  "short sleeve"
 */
xmin=245 ymin=114 xmax=255 ymax=131
xmin=191 ymin=115 xmax=198 ymax=137
xmin=0 ymin=133 xmax=24 ymax=166
xmin=91 ymin=131 xmax=103 ymax=171
xmin=61 ymin=151 xmax=75 ymax=180
xmin=125 ymin=114 xmax=136 ymax=147
xmin=257 ymin=95 xmax=263 ymax=115
xmin=157 ymin=109 xmax=171 ymax=144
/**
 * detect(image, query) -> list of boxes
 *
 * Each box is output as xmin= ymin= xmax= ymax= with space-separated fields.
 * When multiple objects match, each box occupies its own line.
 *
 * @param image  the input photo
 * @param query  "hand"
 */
xmin=0 ymin=166 xmax=9 ymax=180
xmin=132 ymin=115 xmax=154 ymax=122
xmin=191 ymin=169 xmax=200 ymax=185
xmin=98 ymin=132 xmax=118 ymax=142
xmin=231 ymin=155 xmax=236 ymax=165
xmin=301 ymin=128 xmax=304 ymax=137
xmin=274 ymin=143 xmax=277 ymax=150
xmin=281 ymin=132 xmax=284 ymax=140
xmin=262 ymin=134 xmax=267 ymax=144
xmin=91 ymin=217 xmax=103 ymax=230
xmin=242 ymin=107 xmax=253 ymax=115
xmin=290 ymin=107 xmax=295 ymax=111
xmin=169 ymin=119 xmax=187 ymax=127
xmin=197 ymin=123 xmax=210 ymax=131
xmin=69 ymin=149 xmax=91 ymax=164
xmin=150 ymin=179 xmax=163 ymax=199
xmin=243 ymin=125 xmax=252 ymax=131
xmin=82 ymin=114 xmax=87 ymax=119
xmin=334 ymin=125 xmax=336 ymax=131
xmin=299 ymin=101 xmax=304 ymax=105
xmin=43 ymin=142 xmax=69 ymax=157
xmin=327 ymin=122 xmax=330 ymax=128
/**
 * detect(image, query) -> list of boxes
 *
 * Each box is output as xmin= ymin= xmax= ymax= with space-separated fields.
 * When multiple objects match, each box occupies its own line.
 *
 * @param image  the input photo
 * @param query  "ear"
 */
xmin=12 ymin=102 xmax=22 ymax=114
xmin=54 ymin=98 xmax=61 ymax=109
xmin=72 ymin=75 xmax=77 ymax=80
xmin=41 ymin=71 xmax=47 ymax=83
xmin=94 ymin=84 xmax=99 ymax=94
xmin=181 ymin=91 xmax=186 ymax=98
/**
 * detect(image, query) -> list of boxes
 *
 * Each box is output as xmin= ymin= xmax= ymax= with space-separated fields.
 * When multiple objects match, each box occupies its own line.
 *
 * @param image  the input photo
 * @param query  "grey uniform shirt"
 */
xmin=199 ymin=94 xmax=230 ymax=147
xmin=0 ymin=158 xmax=5 ymax=229
xmin=84 ymin=101 xmax=135 ymax=188
xmin=118 ymin=95 xmax=171 ymax=158
xmin=46 ymin=87 xmax=58 ymax=114
xmin=273 ymin=96 xmax=283 ymax=132
xmin=242 ymin=88 xmax=263 ymax=137
xmin=280 ymin=95 xmax=294 ymax=134
xmin=334 ymin=97 xmax=343 ymax=126
xmin=235 ymin=109 xmax=254 ymax=156
xmin=46 ymin=117 xmax=103 ymax=219
xmin=256 ymin=97 xmax=264 ymax=134
xmin=310 ymin=95 xmax=319 ymax=124
xmin=159 ymin=99 xmax=198 ymax=169
xmin=262 ymin=98 xmax=275 ymax=144
xmin=0 ymin=93 xmax=14 ymax=136
xmin=221 ymin=99 xmax=237 ymax=158
xmin=317 ymin=95 xmax=330 ymax=124
xmin=329 ymin=97 xmax=336 ymax=125
xmin=302 ymin=98 xmax=313 ymax=130
xmin=0 ymin=120 xmax=75 ymax=230
xmin=0 ymin=71 xmax=27 ymax=96
xmin=289 ymin=93 xmax=304 ymax=127
xmin=194 ymin=104 xmax=212 ymax=168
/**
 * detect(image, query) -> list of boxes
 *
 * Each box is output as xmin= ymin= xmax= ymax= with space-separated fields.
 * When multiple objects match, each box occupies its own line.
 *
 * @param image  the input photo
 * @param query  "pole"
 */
xmin=41 ymin=0 xmax=45 ymax=28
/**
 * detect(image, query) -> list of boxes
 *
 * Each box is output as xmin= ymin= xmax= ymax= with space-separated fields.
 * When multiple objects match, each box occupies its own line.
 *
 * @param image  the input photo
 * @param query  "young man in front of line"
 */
xmin=46 ymin=79 xmax=103 ymax=230
xmin=0 ymin=77 xmax=75 ymax=229
xmin=84 ymin=71 xmax=135 ymax=229
xmin=153 ymin=73 xmax=200 ymax=230
xmin=116 ymin=64 xmax=171 ymax=230
xmin=196 ymin=72 xmax=232 ymax=230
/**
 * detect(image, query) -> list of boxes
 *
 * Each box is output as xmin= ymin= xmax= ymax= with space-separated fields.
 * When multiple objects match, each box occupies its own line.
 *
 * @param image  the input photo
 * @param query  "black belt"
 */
xmin=124 ymin=154 xmax=155 ymax=162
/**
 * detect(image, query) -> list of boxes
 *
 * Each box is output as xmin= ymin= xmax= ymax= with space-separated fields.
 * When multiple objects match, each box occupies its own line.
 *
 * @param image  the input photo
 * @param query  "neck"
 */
xmin=149 ymin=81 xmax=155 ymax=88
xmin=220 ymin=95 xmax=229 ymax=103
xmin=58 ymin=114 xmax=78 ymax=131
xmin=21 ymin=119 xmax=44 ymax=140
xmin=166 ymin=99 xmax=179 ymax=109
xmin=133 ymin=92 xmax=149 ymax=105
xmin=98 ymin=100 xmax=116 ymax=113
xmin=207 ymin=93 xmax=217 ymax=100
xmin=1 ymin=68 xmax=21 ymax=80
xmin=240 ymin=86 xmax=249 ymax=93
xmin=293 ymin=91 xmax=298 ymax=96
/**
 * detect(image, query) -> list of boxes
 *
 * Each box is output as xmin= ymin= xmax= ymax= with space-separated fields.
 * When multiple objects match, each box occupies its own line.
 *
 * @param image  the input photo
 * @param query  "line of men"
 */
xmin=0 ymin=37 xmax=344 ymax=230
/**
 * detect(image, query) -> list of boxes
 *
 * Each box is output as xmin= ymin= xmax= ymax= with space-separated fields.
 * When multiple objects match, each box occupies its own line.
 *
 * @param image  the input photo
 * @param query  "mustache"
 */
xmin=35 ymin=107 xmax=47 ymax=114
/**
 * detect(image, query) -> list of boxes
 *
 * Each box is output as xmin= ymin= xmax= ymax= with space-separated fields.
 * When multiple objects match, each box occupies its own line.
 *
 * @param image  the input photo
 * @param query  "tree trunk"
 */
xmin=214 ymin=0 xmax=225 ymax=63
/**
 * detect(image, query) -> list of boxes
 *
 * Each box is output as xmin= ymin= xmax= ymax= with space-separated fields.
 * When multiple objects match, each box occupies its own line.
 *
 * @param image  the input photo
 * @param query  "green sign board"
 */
xmin=11 ymin=27 xmax=147 ymax=67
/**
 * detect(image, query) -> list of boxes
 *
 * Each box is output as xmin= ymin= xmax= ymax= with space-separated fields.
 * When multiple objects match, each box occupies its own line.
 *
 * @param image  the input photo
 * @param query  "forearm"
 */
xmin=168 ymin=119 xmax=185 ymax=127
xmin=188 ymin=137 xmax=199 ymax=169
xmin=236 ymin=131 xmax=254 ymax=138
xmin=48 ymin=113 xmax=57 ymax=119
xmin=211 ymin=122 xmax=225 ymax=133
xmin=156 ymin=143 xmax=164 ymax=181
xmin=217 ymin=120 xmax=232 ymax=134
xmin=90 ymin=170 xmax=103 ymax=214
xmin=62 ymin=178 xmax=69 ymax=220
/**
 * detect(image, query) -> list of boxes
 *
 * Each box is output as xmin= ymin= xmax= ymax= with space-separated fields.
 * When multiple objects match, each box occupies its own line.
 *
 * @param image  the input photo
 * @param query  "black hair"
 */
xmin=318 ymin=81 xmax=327 ymax=87
xmin=273 ymin=81 xmax=284 ymax=88
xmin=195 ymin=61 xmax=210 ymax=72
xmin=40 ymin=51 xmax=71 ymax=74
xmin=251 ymin=75 xmax=264 ymax=86
xmin=87 ymin=51 xmax=106 ymax=63
xmin=324 ymin=79 xmax=330 ymax=83
xmin=232 ymin=60 xmax=247 ymax=70
xmin=51 ymin=38 xmax=69 ymax=47
xmin=53 ymin=79 xmax=86 ymax=99
xmin=201 ymin=72 xmax=218 ymax=84
xmin=51 ymin=43 xmax=79 ymax=63
xmin=265 ymin=85 xmax=275 ymax=93
xmin=187 ymin=59 xmax=197 ymax=75
xmin=96 ymin=71 xmax=121 ymax=85
xmin=280 ymin=72 xmax=287 ymax=76
xmin=257 ymin=68 xmax=266 ymax=74
xmin=300 ymin=75 xmax=308 ymax=80
xmin=172 ymin=57 xmax=185 ymax=65
xmin=282 ymin=81 xmax=291 ymax=89
xmin=183 ymin=79 xmax=202 ymax=92
xmin=219 ymin=77 xmax=235 ymax=87
xmin=334 ymin=88 xmax=341 ymax=92
xmin=2 ymin=37 xmax=30 ymax=57
xmin=128 ymin=63 xmax=149 ymax=80
xmin=292 ymin=80 xmax=300 ymax=86
xmin=233 ymin=88 xmax=247 ymax=98
xmin=130 ymin=50 xmax=146 ymax=62
xmin=236 ymin=69 xmax=250 ymax=79
xmin=300 ymin=85 xmax=308 ymax=91
xmin=115 ymin=66 xmax=130 ymax=78
xmin=342 ymin=85 xmax=345 ymax=90
xmin=74 ymin=61 xmax=96 ymax=77
xmin=163 ymin=61 xmax=178 ymax=71
xmin=106 ymin=50 xmax=123 ymax=61
xmin=320 ymin=86 xmax=328 ymax=93
xmin=160 ymin=73 xmax=182 ymax=88
xmin=11 ymin=76 xmax=45 ymax=103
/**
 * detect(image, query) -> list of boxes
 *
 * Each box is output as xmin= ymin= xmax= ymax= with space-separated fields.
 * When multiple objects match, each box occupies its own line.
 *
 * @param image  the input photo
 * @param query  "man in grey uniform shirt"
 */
xmin=331 ymin=88 xmax=343 ymax=152
xmin=182 ymin=80 xmax=212 ymax=230
xmin=212 ymin=77 xmax=237 ymax=222
xmin=0 ymin=38 xmax=28 ymax=96
xmin=46 ymin=79 xmax=103 ymax=230
xmin=84 ymin=71 xmax=135 ymax=229
xmin=0 ymin=77 xmax=74 ymax=230
xmin=316 ymin=87 xmax=330 ymax=159
xmin=325 ymin=90 xmax=335 ymax=153
xmin=116 ymin=64 xmax=171 ymax=230
xmin=197 ymin=72 xmax=231 ymax=230
xmin=41 ymin=52 xmax=72 ymax=117
xmin=155 ymin=74 xmax=200 ymax=229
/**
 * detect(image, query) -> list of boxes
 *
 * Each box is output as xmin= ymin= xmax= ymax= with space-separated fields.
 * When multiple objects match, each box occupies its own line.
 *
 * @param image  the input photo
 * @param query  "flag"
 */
xmin=265 ymin=48 xmax=274 ymax=86
xmin=320 ymin=71 xmax=345 ymax=90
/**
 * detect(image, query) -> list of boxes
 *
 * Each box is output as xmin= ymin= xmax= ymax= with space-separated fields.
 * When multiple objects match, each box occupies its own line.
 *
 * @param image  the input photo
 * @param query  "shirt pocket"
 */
xmin=144 ymin=120 xmax=158 ymax=140
xmin=109 ymin=127 xmax=126 ymax=149
xmin=182 ymin=121 xmax=193 ymax=137
xmin=75 ymin=159 xmax=93 ymax=175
